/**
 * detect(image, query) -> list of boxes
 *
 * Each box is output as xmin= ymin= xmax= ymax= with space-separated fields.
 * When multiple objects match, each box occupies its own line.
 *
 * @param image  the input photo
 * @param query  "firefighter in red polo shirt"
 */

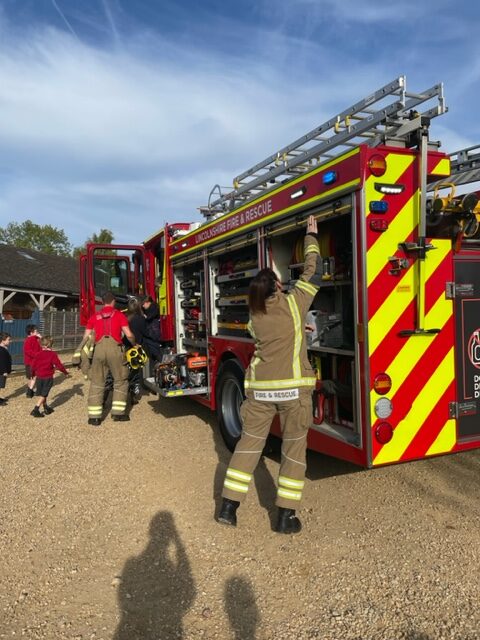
xmin=83 ymin=291 xmax=136 ymax=426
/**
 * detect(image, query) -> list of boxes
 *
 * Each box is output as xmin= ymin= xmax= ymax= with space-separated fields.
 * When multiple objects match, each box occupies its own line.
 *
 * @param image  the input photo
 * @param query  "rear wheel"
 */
xmin=216 ymin=360 xmax=245 ymax=452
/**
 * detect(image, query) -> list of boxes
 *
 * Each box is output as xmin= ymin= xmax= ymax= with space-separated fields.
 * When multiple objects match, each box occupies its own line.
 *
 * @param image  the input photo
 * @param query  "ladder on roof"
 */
xmin=203 ymin=75 xmax=447 ymax=217
xmin=428 ymin=144 xmax=480 ymax=190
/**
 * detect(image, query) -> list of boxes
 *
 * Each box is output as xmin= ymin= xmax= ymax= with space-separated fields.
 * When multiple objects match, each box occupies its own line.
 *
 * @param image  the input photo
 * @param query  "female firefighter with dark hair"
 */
xmin=217 ymin=214 xmax=322 ymax=534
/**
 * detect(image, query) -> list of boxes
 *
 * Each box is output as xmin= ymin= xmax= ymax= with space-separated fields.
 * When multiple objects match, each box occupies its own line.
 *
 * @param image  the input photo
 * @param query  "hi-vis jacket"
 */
xmin=72 ymin=334 xmax=95 ymax=378
xmin=245 ymin=234 xmax=321 ymax=398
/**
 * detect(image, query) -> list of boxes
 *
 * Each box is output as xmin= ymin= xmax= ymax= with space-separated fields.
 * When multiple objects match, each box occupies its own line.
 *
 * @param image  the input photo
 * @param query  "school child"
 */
xmin=0 ymin=332 xmax=12 ymax=405
xmin=30 ymin=336 xmax=68 ymax=418
xmin=23 ymin=324 xmax=41 ymax=398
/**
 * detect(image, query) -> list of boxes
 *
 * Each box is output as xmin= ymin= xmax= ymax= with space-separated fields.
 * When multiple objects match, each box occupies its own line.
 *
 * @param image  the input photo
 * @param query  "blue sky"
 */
xmin=0 ymin=0 xmax=479 ymax=248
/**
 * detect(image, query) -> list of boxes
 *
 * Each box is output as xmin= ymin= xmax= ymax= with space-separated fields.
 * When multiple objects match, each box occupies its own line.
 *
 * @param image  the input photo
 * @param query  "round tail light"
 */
xmin=375 ymin=422 xmax=393 ymax=444
xmin=368 ymin=154 xmax=387 ymax=177
xmin=374 ymin=373 xmax=392 ymax=395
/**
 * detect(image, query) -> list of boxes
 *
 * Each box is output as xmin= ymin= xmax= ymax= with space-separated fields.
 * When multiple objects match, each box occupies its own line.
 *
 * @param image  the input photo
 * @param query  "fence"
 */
xmin=0 ymin=309 xmax=84 ymax=368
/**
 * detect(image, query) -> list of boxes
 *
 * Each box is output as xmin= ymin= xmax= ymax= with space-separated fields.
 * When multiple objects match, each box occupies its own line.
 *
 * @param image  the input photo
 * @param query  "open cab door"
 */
xmin=80 ymin=244 xmax=146 ymax=324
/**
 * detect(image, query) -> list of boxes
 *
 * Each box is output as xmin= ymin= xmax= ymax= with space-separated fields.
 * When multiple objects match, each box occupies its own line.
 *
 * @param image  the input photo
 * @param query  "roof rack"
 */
xmin=202 ymin=75 xmax=447 ymax=218
xmin=428 ymin=144 xmax=480 ymax=191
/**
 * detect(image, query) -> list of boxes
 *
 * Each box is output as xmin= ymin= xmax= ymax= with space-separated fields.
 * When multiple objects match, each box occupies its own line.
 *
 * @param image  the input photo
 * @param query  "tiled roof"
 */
xmin=0 ymin=244 xmax=79 ymax=295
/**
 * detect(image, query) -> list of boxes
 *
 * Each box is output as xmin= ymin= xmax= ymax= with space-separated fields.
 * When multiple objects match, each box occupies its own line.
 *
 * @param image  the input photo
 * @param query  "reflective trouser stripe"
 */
xmin=277 ymin=487 xmax=302 ymax=501
xmin=88 ymin=405 xmax=103 ymax=417
xmin=224 ymin=479 xmax=249 ymax=494
xmin=226 ymin=468 xmax=252 ymax=483
xmin=278 ymin=475 xmax=304 ymax=502
xmin=278 ymin=475 xmax=305 ymax=490
xmin=223 ymin=468 xmax=252 ymax=495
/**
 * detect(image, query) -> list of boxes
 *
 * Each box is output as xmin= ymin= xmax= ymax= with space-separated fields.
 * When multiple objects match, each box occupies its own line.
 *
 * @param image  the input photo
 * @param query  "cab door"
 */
xmin=81 ymin=244 xmax=145 ymax=323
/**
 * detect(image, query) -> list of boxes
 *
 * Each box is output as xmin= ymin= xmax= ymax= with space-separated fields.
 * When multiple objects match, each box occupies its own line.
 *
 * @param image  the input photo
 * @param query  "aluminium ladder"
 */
xmin=428 ymin=144 xmax=480 ymax=190
xmin=203 ymin=75 xmax=447 ymax=217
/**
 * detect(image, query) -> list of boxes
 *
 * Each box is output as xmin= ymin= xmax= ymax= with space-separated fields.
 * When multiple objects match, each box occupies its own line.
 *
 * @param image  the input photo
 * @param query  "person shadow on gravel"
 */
xmin=225 ymin=576 xmax=260 ymax=639
xmin=113 ymin=511 xmax=196 ymax=640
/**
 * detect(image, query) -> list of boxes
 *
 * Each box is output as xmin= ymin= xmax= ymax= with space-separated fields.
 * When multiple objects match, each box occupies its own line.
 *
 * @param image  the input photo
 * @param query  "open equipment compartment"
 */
xmin=267 ymin=199 xmax=361 ymax=447
xmin=209 ymin=234 xmax=260 ymax=339
xmin=156 ymin=253 xmax=209 ymax=397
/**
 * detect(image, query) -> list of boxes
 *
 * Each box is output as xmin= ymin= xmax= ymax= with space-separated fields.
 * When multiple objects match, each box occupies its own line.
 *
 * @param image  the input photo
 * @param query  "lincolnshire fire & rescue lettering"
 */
xmin=194 ymin=199 xmax=273 ymax=244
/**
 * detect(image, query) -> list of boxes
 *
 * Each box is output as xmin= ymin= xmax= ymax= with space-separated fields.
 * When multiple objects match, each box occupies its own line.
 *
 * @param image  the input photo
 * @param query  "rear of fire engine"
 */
xmin=81 ymin=75 xmax=480 ymax=467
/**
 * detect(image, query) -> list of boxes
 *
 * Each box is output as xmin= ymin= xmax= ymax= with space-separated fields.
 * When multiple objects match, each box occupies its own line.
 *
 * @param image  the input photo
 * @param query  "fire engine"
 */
xmin=80 ymin=75 xmax=480 ymax=467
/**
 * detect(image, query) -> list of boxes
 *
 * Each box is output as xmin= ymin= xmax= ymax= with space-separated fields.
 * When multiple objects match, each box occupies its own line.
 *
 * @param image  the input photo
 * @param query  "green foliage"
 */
xmin=0 ymin=220 xmax=72 ymax=256
xmin=72 ymin=229 xmax=115 ymax=258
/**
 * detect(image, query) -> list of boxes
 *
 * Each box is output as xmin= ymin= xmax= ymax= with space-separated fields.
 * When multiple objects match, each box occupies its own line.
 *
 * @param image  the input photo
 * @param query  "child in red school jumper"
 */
xmin=24 ymin=324 xmax=41 ymax=398
xmin=0 ymin=332 xmax=12 ymax=405
xmin=30 ymin=336 xmax=69 ymax=418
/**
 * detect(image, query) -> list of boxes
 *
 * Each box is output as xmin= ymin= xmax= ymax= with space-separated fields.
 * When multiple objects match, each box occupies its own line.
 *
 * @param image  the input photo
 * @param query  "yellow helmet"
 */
xmin=126 ymin=346 xmax=148 ymax=369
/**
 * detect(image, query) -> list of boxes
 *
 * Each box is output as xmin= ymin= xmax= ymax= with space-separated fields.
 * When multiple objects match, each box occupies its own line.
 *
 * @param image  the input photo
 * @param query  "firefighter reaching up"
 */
xmin=217 ymin=214 xmax=322 ymax=534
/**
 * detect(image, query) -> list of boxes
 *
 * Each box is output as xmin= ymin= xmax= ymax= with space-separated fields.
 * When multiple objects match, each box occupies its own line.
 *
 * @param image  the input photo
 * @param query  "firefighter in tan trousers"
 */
xmin=217 ymin=215 xmax=322 ymax=534
xmin=82 ymin=291 xmax=136 ymax=426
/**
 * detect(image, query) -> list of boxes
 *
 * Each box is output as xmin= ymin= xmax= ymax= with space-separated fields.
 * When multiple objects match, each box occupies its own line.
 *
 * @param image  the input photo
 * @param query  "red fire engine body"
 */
xmin=80 ymin=76 xmax=480 ymax=467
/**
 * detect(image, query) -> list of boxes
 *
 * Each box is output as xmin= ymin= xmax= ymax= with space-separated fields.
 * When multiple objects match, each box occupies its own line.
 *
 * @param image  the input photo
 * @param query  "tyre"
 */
xmin=216 ymin=359 xmax=245 ymax=452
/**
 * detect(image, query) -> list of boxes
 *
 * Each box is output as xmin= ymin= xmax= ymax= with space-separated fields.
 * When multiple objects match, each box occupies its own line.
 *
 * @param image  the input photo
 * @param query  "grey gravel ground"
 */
xmin=1 ymin=369 xmax=479 ymax=640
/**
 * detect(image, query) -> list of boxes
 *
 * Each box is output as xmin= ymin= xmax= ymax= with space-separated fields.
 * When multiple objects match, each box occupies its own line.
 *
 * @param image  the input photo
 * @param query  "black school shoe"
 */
xmin=26 ymin=389 xmax=35 ymax=398
xmin=0 ymin=398 xmax=8 ymax=405
xmin=274 ymin=508 xmax=302 ymax=534
xmin=44 ymin=405 xmax=54 ymax=415
xmin=217 ymin=498 xmax=239 ymax=527
xmin=30 ymin=407 xmax=44 ymax=418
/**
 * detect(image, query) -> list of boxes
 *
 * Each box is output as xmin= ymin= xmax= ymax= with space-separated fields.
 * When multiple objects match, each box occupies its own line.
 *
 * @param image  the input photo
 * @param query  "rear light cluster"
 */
xmin=376 ymin=422 xmax=393 ymax=444
xmin=368 ymin=154 xmax=387 ymax=177
xmin=370 ymin=219 xmax=388 ymax=232
xmin=373 ymin=373 xmax=394 ymax=444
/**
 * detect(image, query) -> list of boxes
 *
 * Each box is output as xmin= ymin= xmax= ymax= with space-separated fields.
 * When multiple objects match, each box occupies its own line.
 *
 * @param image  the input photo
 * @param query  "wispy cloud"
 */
xmin=0 ymin=1 xmax=478 ymax=246
xmin=50 ymin=0 xmax=79 ymax=39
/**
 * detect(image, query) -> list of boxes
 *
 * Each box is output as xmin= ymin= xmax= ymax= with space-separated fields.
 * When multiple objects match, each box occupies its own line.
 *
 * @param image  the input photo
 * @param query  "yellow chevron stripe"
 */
xmin=368 ymin=270 xmax=414 ymax=355
xmin=368 ymin=239 xmax=451 ymax=355
xmin=373 ymin=347 xmax=455 ymax=465
xmin=430 ymin=157 xmax=450 ymax=176
xmin=369 ymin=290 xmax=453 ymax=420
xmin=367 ymin=192 xmax=416 ymax=286
xmin=426 ymin=420 xmax=456 ymax=456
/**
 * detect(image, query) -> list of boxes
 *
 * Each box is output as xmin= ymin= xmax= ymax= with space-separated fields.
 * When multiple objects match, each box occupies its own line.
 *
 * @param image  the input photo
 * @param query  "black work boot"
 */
xmin=113 ymin=414 xmax=130 ymax=422
xmin=217 ymin=498 xmax=240 ymax=527
xmin=30 ymin=407 xmax=44 ymax=418
xmin=44 ymin=405 xmax=54 ymax=415
xmin=88 ymin=418 xmax=102 ymax=426
xmin=275 ymin=507 xmax=302 ymax=534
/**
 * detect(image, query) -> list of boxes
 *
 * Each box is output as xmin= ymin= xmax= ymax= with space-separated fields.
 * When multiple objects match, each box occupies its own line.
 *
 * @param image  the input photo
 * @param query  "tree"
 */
xmin=0 ymin=220 xmax=72 ymax=256
xmin=72 ymin=229 xmax=115 ymax=258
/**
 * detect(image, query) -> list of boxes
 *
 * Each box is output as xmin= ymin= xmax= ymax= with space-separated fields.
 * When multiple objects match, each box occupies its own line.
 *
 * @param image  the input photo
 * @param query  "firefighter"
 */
xmin=217 ymin=214 xmax=322 ymax=534
xmin=82 ymin=291 xmax=136 ymax=426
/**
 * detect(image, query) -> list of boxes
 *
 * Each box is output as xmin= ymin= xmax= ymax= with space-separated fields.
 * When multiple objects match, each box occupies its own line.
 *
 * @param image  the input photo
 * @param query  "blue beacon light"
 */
xmin=322 ymin=170 xmax=337 ymax=185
